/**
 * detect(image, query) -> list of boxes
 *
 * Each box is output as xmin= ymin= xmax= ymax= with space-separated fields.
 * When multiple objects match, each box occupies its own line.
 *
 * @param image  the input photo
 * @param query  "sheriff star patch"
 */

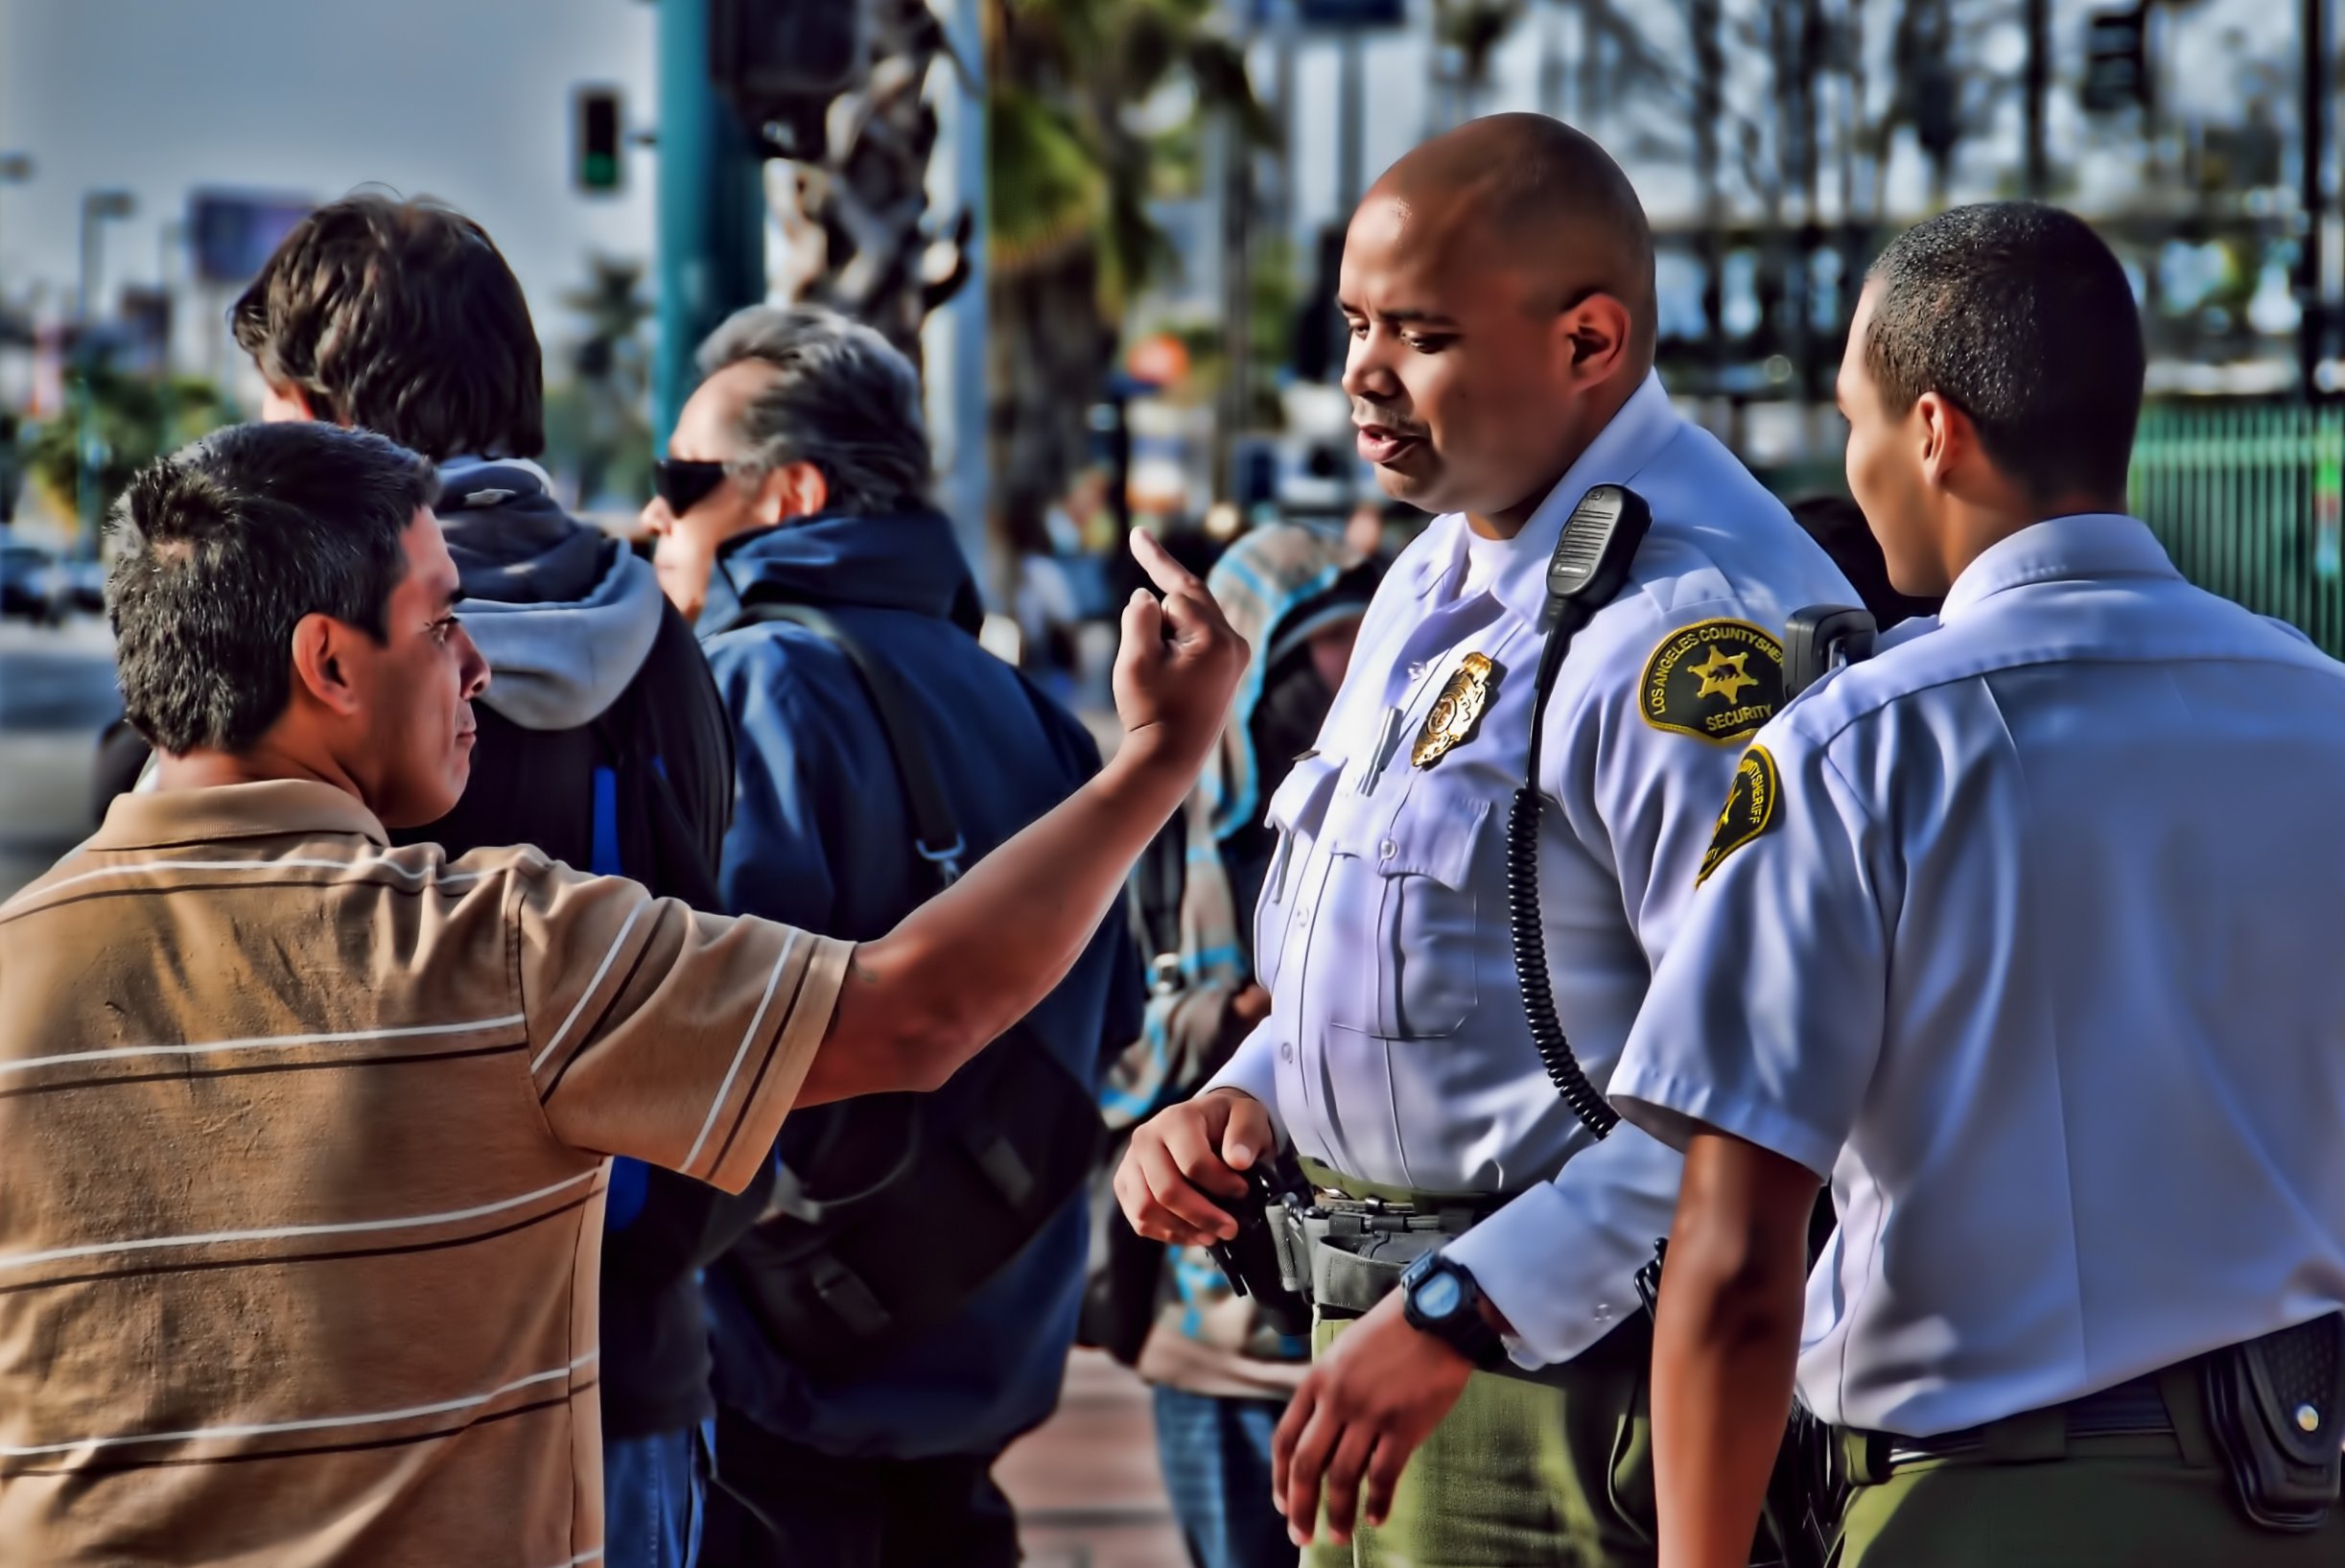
xmin=1699 ymin=745 xmax=1779 ymax=885
xmin=1640 ymin=618 xmax=1786 ymax=743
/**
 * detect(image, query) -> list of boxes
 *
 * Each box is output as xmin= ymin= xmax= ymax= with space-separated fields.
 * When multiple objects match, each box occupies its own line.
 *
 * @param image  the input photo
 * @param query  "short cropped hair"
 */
xmin=106 ymin=423 xmax=436 ymax=756
xmin=1864 ymin=202 xmax=2145 ymax=501
xmin=232 ymin=195 xmax=544 ymax=460
xmin=695 ymin=304 xmax=933 ymax=518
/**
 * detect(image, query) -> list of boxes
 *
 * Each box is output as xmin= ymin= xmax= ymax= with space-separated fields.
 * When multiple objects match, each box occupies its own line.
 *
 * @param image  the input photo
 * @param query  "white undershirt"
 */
xmin=1454 ymin=526 xmax=1513 ymax=603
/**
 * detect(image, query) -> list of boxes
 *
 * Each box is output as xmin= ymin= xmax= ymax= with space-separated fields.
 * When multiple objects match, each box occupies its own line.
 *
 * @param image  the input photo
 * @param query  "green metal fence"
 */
xmin=2130 ymin=405 xmax=2345 ymax=657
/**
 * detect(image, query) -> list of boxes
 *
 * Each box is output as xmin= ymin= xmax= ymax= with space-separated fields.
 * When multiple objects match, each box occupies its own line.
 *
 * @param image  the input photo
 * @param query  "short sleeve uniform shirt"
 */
xmin=1614 ymin=515 xmax=2345 ymax=1437
xmin=1205 ymin=372 xmax=1856 ymax=1365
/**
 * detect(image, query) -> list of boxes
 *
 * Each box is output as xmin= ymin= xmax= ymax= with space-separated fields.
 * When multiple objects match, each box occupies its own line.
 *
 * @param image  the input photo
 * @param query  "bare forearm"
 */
xmin=1653 ymin=1133 xmax=1817 ymax=1568
xmin=804 ymin=734 xmax=1197 ymax=1104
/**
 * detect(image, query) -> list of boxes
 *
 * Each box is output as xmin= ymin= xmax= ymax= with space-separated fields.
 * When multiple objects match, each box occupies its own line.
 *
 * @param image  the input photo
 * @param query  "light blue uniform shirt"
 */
xmin=1206 ymin=372 xmax=1853 ymax=1366
xmin=1614 ymin=514 xmax=2345 ymax=1436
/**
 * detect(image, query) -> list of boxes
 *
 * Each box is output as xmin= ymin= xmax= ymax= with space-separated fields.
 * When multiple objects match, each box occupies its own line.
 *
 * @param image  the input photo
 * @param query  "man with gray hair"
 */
xmin=642 ymin=304 xmax=1141 ymax=1566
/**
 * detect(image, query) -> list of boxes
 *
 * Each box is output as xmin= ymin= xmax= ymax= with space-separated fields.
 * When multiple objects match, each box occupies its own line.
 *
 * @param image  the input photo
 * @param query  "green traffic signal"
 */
xmin=575 ymin=87 xmax=623 ymax=194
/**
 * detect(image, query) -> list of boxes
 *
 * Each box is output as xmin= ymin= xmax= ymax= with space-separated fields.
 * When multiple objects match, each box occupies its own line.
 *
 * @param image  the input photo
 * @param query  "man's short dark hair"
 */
xmin=107 ymin=423 xmax=437 ymax=756
xmin=1864 ymin=201 xmax=2145 ymax=501
xmin=695 ymin=304 xmax=933 ymax=518
xmin=232 ymin=195 xmax=544 ymax=460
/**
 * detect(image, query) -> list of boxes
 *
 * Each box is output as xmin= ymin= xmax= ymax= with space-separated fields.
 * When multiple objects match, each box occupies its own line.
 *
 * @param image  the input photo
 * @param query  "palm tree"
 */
xmin=770 ymin=0 xmax=975 ymax=369
xmin=557 ymin=255 xmax=653 ymax=507
xmin=986 ymin=0 xmax=1269 ymax=553
xmin=1431 ymin=0 xmax=1528 ymax=130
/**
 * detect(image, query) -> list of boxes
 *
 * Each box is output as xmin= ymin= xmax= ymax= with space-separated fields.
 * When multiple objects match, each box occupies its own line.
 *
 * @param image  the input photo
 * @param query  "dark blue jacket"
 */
xmin=696 ymin=508 xmax=1141 ymax=1459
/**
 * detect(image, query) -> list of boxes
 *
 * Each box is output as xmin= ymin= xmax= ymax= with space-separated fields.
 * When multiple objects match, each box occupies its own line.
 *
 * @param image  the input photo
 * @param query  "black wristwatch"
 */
xmin=1399 ymin=1250 xmax=1505 ymax=1369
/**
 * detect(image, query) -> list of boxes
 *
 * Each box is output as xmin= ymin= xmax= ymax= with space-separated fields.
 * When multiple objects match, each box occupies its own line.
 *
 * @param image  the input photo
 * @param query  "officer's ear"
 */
xmin=1912 ymin=390 xmax=1982 ymax=493
xmin=1554 ymin=290 xmax=1634 ymax=389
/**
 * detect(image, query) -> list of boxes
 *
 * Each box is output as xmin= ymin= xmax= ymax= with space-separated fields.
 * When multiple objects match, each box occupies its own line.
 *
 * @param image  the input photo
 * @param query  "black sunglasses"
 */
xmin=654 ymin=457 xmax=730 ymax=515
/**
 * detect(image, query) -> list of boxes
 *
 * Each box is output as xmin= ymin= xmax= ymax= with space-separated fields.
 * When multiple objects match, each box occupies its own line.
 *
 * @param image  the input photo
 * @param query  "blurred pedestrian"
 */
xmin=0 ymin=419 xmax=1244 ymax=1567
xmin=641 ymin=303 xmax=1143 ymax=1568
xmin=1094 ymin=520 xmax=1380 ymax=1568
xmin=0 ymin=410 xmax=20 ymax=526
xmin=227 ymin=193 xmax=735 ymax=1568
xmin=1786 ymin=493 xmax=1941 ymax=629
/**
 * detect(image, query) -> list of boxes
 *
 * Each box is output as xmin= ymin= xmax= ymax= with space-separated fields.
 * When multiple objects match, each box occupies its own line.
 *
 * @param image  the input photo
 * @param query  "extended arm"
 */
xmin=804 ymin=533 xmax=1246 ymax=1105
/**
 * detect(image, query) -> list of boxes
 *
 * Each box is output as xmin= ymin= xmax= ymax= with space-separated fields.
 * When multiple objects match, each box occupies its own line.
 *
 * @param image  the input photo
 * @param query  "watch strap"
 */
xmin=1402 ymin=1253 xmax=1505 ymax=1369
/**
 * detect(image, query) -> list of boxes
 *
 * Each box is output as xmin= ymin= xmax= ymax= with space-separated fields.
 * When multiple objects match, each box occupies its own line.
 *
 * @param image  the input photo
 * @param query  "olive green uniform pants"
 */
xmin=1830 ymin=1366 xmax=2345 ymax=1566
xmin=1303 ymin=1312 xmax=1656 ymax=1568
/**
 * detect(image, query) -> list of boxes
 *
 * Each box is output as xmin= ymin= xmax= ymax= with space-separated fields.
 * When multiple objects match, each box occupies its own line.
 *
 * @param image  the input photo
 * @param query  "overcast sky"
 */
xmin=0 ymin=0 xmax=659 ymax=361
xmin=0 ymin=0 xmax=2309 ymax=362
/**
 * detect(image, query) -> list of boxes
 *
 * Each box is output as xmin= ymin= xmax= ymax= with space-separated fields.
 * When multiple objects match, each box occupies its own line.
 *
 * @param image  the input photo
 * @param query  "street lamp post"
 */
xmin=0 ymin=153 xmax=33 ymax=321
xmin=2304 ymin=0 xmax=2331 ymax=399
xmin=2024 ymin=0 xmax=2049 ymax=199
xmin=79 ymin=189 xmax=135 ymax=325
xmin=74 ymin=191 xmax=135 ymax=553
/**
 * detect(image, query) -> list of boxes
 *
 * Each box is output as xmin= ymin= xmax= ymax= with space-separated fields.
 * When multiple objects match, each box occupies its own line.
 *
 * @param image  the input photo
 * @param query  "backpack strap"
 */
xmin=1132 ymin=815 xmax=1188 ymax=995
xmin=582 ymin=698 xmax=720 ymax=1238
xmin=724 ymin=600 xmax=968 ymax=887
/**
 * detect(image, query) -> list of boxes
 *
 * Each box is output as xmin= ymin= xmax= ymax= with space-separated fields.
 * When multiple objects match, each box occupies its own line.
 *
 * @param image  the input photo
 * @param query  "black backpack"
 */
xmin=714 ymin=601 xmax=1110 ymax=1381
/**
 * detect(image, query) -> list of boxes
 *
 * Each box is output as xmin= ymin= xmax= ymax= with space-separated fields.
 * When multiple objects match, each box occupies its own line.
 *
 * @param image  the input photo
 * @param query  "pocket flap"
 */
xmin=1263 ymin=751 xmax=1344 ymax=833
xmin=1375 ymin=781 xmax=1490 ymax=888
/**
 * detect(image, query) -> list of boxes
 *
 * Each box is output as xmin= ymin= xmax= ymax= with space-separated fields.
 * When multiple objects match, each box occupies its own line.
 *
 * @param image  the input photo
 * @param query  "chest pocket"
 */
xmin=1254 ymin=753 xmax=1344 ymax=1000
xmin=1333 ymin=775 xmax=1491 ymax=1041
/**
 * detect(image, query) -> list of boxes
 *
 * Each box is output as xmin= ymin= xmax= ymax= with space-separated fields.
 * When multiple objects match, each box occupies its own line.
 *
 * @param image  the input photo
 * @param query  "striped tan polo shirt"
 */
xmin=0 ymin=780 xmax=851 ymax=1567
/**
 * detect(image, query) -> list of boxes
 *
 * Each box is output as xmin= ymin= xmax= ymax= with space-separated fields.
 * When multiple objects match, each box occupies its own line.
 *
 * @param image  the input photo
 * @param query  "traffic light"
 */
xmin=709 ymin=0 xmax=867 ymax=162
xmin=2082 ymin=7 xmax=2150 ymax=115
xmin=1295 ymin=0 xmax=1407 ymax=23
xmin=575 ymin=86 xmax=623 ymax=193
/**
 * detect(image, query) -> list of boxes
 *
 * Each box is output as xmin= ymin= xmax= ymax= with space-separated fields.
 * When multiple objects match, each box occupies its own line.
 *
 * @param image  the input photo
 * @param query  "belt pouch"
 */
xmin=2202 ymin=1312 xmax=2345 ymax=1532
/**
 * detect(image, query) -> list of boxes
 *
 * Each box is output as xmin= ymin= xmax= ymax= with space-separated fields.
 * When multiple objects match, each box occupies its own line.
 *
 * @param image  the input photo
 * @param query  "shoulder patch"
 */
xmin=1699 ymin=745 xmax=1779 ymax=885
xmin=1640 ymin=618 xmax=1785 ymax=743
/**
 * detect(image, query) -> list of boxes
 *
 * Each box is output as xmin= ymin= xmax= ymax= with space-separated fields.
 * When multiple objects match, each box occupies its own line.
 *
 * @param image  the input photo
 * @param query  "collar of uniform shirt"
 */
xmin=1405 ymin=369 xmax=1683 ymax=623
xmin=1937 ymin=512 xmax=2180 ymax=625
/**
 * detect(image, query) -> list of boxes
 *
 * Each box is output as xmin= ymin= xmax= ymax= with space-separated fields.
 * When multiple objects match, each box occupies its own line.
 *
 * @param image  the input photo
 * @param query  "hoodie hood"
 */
xmin=695 ymin=507 xmax=984 ymax=637
xmin=1202 ymin=523 xmax=1374 ymax=841
xmin=434 ymin=456 xmax=668 ymax=731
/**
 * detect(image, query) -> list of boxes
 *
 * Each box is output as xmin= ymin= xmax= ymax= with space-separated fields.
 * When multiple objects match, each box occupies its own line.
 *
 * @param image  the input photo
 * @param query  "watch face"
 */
xmin=1415 ymin=1270 xmax=1464 ymax=1320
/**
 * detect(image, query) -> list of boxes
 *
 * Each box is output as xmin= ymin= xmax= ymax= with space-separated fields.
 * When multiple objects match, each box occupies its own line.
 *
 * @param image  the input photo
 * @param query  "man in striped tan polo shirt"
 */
xmin=0 ymin=420 xmax=1243 ymax=1567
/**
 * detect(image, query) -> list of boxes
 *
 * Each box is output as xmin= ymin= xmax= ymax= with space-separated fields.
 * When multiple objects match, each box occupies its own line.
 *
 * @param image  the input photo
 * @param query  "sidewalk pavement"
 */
xmin=1003 ymin=1349 xmax=1190 ymax=1568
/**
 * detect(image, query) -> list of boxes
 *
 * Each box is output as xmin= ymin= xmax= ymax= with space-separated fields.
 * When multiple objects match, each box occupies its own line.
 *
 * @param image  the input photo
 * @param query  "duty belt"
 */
xmin=1844 ymin=1372 xmax=2173 ymax=1477
xmin=1837 ymin=1317 xmax=2345 ymax=1535
xmin=1274 ymin=1159 xmax=1507 ymax=1319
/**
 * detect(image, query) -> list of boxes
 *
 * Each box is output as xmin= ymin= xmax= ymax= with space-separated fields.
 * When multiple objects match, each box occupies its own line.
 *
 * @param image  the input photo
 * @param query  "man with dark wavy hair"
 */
xmin=231 ymin=193 xmax=737 ymax=1567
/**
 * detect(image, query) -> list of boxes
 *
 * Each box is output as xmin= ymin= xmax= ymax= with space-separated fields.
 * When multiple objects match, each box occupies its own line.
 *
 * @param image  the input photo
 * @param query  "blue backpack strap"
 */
xmin=591 ymin=765 xmax=623 ymax=881
xmin=590 ymin=760 xmax=653 ymax=1232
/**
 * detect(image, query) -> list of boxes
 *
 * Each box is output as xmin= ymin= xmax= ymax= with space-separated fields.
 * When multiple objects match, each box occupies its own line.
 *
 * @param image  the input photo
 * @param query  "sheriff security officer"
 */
xmin=1114 ymin=113 xmax=1853 ymax=1564
xmin=1614 ymin=202 xmax=2345 ymax=1568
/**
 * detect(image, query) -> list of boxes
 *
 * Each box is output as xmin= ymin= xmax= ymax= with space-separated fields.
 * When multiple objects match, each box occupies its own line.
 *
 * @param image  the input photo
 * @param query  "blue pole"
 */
xmin=934 ymin=0 xmax=993 ymax=603
xmin=655 ymin=0 xmax=767 ymax=447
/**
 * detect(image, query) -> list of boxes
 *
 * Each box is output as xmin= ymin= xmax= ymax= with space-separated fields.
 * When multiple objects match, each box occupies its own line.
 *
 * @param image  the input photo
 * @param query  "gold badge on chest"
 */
xmin=1411 ymin=652 xmax=1499 ymax=767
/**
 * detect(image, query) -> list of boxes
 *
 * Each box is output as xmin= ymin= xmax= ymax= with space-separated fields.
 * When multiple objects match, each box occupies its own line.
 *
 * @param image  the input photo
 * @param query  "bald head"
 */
xmin=1368 ymin=114 xmax=1656 ymax=369
xmin=1339 ymin=116 xmax=1658 ymax=531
